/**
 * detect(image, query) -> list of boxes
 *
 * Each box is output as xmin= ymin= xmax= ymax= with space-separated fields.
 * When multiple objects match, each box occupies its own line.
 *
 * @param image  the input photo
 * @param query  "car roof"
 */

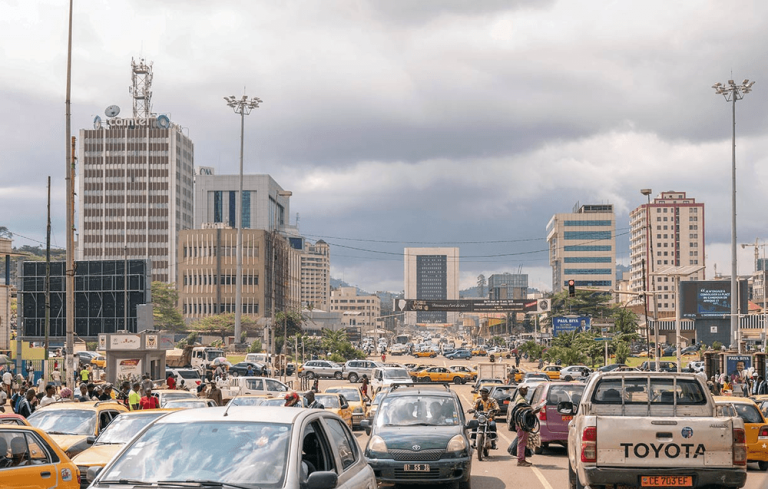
xmin=386 ymin=386 xmax=455 ymax=398
xmin=156 ymin=406 xmax=311 ymax=424
xmin=713 ymin=396 xmax=758 ymax=405
xmin=35 ymin=400 xmax=124 ymax=411
xmin=117 ymin=408 xmax=181 ymax=416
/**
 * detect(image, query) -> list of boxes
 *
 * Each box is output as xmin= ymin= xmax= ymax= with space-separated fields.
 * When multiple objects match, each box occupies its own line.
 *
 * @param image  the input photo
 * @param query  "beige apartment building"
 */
xmin=329 ymin=287 xmax=381 ymax=331
xmin=177 ymin=227 xmax=289 ymax=321
xmin=547 ymin=204 xmax=616 ymax=294
xmin=301 ymin=240 xmax=330 ymax=311
xmin=629 ymin=191 xmax=705 ymax=316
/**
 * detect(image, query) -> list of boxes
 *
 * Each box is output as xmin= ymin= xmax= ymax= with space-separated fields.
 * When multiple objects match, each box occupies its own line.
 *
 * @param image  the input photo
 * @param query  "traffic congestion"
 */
xmin=2 ymin=331 xmax=768 ymax=489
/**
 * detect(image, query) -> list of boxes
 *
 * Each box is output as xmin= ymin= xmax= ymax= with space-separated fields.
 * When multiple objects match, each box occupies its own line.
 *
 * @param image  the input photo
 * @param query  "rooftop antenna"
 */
xmin=129 ymin=57 xmax=154 ymax=119
xmin=296 ymin=212 xmax=300 ymax=229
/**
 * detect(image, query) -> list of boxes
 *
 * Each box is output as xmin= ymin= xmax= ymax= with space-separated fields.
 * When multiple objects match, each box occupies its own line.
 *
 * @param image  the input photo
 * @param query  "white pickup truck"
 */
xmin=562 ymin=371 xmax=747 ymax=489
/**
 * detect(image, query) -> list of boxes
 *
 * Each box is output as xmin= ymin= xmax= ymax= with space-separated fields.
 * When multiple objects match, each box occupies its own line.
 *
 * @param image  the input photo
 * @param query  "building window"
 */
xmin=564 ymin=220 xmax=612 ymax=227
xmin=564 ymin=257 xmax=612 ymax=263
xmin=242 ymin=191 xmax=251 ymax=229
xmin=213 ymin=191 xmax=223 ymax=223
xmin=563 ymin=231 xmax=612 ymax=240
xmin=228 ymin=191 xmax=236 ymax=228
xmin=563 ymin=245 xmax=611 ymax=252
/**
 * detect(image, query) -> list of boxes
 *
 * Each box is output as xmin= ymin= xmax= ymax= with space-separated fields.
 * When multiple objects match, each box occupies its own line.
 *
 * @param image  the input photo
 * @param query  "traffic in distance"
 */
xmin=5 ymin=331 xmax=768 ymax=489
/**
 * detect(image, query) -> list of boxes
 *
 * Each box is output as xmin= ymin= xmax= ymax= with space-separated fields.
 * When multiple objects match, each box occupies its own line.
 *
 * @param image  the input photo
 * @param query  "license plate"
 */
xmin=503 ymin=400 xmax=510 ymax=404
xmin=404 ymin=464 xmax=430 ymax=472
xmin=641 ymin=476 xmax=692 ymax=487
xmin=561 ymin=415 xmax=573 ymax=421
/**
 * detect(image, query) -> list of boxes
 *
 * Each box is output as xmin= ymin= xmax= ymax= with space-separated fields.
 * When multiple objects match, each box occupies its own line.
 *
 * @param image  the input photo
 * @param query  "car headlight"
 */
xmin=446 ymin=434 xmax=467 ymax=453
xmin=367 ymin=435 xmax=389 ymax=458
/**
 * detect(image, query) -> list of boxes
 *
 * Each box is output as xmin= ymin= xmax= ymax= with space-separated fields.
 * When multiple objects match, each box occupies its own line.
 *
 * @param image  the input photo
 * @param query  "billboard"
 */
xmin=680 ymin=280 xmax=749 ymax=319
xmin=725 ymin=355 xmax=751 ymax=383
xmin=552 ymin=316 xmax=591 ymax=337
xmin=394 ymin=298 xmax=541 ymax=313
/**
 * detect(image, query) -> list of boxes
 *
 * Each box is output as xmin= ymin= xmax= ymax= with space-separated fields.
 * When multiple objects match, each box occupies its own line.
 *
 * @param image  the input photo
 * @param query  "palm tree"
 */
xmin=0 ymin=227 xmax=11 ymax=238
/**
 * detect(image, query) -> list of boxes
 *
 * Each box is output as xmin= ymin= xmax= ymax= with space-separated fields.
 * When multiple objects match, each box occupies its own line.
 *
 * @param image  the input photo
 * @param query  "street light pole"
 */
xmin=641 ymin=189 xmax=659 ymax=370
xmin=713 ymin=79 xmax=755 ymax=353
xmin=224 ymin=95 xmax=262 ymax=341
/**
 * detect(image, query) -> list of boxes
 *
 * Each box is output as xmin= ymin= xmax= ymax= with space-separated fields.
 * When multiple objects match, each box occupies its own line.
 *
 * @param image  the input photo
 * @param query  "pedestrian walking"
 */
xmin=361 ymin=375 xmax=369 ymax=399
xmin=128 ymin=382 xmax=142 ymax=410
xmin=16 ymin=389 xmax=36 ymax=418
xmin=140 ymin=387 xmax=159 ymax=409
xmin=166 ymin=373 xmax=176 ymax=390
xmin=381 ymin=352 xmax=387 ymax=363
xmin=207 ymin=382 xmax=223 ymax=406
xmin=51 ymin=369 xmax=61 ymax=390
xmin=511 ymin=385 xmax=541 ymax=467
xmin=2 ymin=369 xmax=12 ymax=398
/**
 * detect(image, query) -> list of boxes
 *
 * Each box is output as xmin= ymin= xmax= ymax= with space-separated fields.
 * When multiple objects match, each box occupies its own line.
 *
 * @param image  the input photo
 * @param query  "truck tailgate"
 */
xmin=596 ymin=416 xmax=734 ymax=468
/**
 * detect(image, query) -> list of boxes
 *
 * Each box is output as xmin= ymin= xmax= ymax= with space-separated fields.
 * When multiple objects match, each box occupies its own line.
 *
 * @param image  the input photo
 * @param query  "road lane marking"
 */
xmin=532 ymin=466 xmax=554 ymax=489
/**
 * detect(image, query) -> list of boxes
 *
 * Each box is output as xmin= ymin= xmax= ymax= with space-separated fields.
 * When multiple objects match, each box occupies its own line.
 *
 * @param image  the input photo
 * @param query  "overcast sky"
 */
xmin=3 ymin=0 xmax=768 ymax=294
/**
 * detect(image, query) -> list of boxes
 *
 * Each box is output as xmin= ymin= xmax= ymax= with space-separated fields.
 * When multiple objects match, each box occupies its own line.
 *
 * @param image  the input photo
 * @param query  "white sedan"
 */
xmin=559 ymin=365 xmax=592 ymax=381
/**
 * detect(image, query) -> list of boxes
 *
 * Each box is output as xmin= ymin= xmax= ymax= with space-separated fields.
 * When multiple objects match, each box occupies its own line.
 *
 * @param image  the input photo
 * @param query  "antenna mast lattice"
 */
xmin=130 ymin=58 xmax=154 ymax=118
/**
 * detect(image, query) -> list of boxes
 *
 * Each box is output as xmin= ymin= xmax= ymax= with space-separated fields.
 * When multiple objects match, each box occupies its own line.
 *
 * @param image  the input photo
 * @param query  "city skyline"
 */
xmin=3 ymin=1 xmax=768 ymax=294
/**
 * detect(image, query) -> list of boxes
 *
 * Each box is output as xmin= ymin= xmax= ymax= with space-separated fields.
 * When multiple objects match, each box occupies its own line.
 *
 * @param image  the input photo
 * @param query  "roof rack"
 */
xmin=391 ymin=382 xmax=452 ymax=392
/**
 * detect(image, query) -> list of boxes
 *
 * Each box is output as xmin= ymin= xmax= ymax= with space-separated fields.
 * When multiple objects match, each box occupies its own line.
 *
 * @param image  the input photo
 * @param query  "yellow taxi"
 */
xmin=713 ymin=396 xmax=768 ymax=470
xmin=27 ymin=400 xmax=129 ymax=458
xmin=542 ymin=365 xmax=562 ymax=380
xmin=752 ymin=395 xmax=768 ymax=418
xmin=407 ymin=364 xmax=435 ymax=380
xmin=365 ymin=386 xmax=391 ymax=423
xmin=471 ymin=346 xmax=487 ymax=356
xmin=324 ymin=386 xmax=367 ymax=428
xmin=413 ymin=350 xmax=437 ymax=358
xmin=415 ymin=366 xmax=472 ymax=384
xmin=0 ymin=425 xmax=81 ymax=488
xmin=314 ymin=393 xmax=354 ymax=428
xmin=449 ymin=365 xmax=477 ymax=380
xmin=90 ymin=354 xmax=106 ymax=369
xmin=152 ymin=389 xmax=198 ymax=407
xmin=71 ymin=409 xmax=177 ymax=485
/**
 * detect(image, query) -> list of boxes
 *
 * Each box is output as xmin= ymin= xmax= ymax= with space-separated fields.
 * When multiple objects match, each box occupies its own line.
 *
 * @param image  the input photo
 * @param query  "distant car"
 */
xmin=541 ymin=365 xmax=562 ymax=380
xmin=681 ymin=346 xmax=700 ymax=355
xmin=598 ymin=363 xmax=628 ymax=372
xmin=639 ymin=360 xmax=678 ymax=372
xmin=414 ymin=350 xmax=437 ymax=358
xmin=342 ymin=360 xmax=382 ymax=383
xmin=228 ymin=361 xmax=268 ymax=377
xmin=298 ymin=360 xmax=343 ymax=379
xmin=165 ymin=368 xmax=203 ymax=391
xmin=163 ymin=399 xmax=218 ymax=409
xmin=522 ymin=372 xmax=550 ymax=382
xmin=488 ymin=384 xmax=516 ymax=416
xmin=445 ymin=349 xmax=472 ymax=360
xmin=559 ymin=365 xmax=592 ymax=381
xmin=688 ymin=361 xmax=705 ymax=373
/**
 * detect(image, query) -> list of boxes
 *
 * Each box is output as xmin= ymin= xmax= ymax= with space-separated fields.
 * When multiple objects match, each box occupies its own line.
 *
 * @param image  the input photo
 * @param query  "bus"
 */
xmin=394 ymin=334 xmax=411 ymax=345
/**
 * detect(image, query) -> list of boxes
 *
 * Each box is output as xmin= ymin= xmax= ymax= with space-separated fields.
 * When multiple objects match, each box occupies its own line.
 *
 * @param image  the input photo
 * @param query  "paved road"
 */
xmin=308 ymin=351 xmax=768 ymax=488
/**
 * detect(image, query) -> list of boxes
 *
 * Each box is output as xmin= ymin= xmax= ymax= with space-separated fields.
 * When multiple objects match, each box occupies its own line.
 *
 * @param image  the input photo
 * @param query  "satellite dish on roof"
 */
xmin=105 ymin=105 xmax=121 ymax=118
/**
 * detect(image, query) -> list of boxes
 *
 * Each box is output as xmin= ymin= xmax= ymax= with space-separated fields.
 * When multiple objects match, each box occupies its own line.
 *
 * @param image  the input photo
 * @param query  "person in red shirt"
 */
xmin=140 ymin=387 xmax=159 ymax=410
xmin=167 ymin=374 xmax=176 ymax=390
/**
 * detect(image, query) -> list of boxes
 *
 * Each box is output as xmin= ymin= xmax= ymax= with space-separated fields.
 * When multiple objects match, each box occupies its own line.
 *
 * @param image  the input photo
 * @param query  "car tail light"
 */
xmin=581 ymin=426 xmax=597 ymax=463
xmin=539 ymin=406 xmax=547 ymax=421
xmin=733 ymin=428 xmax=747 ymax=466
xmin=759 ymin=426 xmax=768 ymax=439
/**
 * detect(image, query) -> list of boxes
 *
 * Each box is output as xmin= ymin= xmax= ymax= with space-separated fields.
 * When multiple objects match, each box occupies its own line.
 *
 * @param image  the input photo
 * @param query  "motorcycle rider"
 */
xmin=473 ymin=387 xmax=499 ymax=449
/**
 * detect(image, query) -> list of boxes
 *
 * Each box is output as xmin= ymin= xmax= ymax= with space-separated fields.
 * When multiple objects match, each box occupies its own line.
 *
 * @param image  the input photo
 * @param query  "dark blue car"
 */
xmin=445 ymin=349 xmax=472 ymax=360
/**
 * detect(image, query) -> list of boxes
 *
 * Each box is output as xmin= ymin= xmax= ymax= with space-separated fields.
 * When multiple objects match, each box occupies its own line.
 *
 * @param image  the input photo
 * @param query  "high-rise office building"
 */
xmin=547 ymin=204 xmax=616 ymax=293
xmin=488 ymin=273 xmax=528 ymax=300
xmin=78 ymin=59 xmax=194 ymax=283
xmin=300 ymin=240 xmax=330 ymax=311
xmin=193 ymin=174 xmax=291 ymax=232
xmin=404 ymin=247 xmax=460 ymax=325
xmin=629 ymin=191 xmax=705 ymax=315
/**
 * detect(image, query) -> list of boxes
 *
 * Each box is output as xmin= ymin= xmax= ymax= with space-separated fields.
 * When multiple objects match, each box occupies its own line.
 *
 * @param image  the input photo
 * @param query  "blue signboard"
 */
xmin=552 ymin=316 xmax=591 ymax=337
xmin=725 ymin=355 xmax=751 ymax=383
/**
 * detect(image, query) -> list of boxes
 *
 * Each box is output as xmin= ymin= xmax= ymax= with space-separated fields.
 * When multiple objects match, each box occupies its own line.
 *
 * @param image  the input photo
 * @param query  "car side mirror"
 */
xmin=557 ymin=401 xmax=576 ymax=415
xmin=86 ymin=436 xmax=96 ymax=445
xmin=470 ymin=389 xmax=477 ymax=394
xmin=465 ymin=419 xmax=479 ymax=430
xmin=360 ymin=419 xmax=371 ymax=435
xmin=86 ymin=466 xmax=102 ymax=482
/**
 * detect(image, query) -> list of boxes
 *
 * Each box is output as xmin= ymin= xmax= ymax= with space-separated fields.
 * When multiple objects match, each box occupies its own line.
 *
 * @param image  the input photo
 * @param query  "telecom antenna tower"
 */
xmin=129 ymin=57 xmax=154 ymax=118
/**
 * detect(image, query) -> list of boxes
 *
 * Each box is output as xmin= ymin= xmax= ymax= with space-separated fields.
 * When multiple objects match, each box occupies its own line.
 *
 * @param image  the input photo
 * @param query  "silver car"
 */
xmin=342 ymin=360 xmax=382 ymax=383
xmin=300 ymin=360 xmax=344 ymax=379
xmin=87 ymin=406 xmax=377 ymax=489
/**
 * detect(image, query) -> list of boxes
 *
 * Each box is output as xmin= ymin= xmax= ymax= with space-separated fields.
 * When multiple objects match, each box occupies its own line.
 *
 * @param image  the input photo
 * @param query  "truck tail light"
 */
xmin=539 ymin=407 xmax=547 ymax=421
xmin=581 ymin=426 xmax=597 ymax=463
xmin=733 ymin=427 xmax=747 ymax=466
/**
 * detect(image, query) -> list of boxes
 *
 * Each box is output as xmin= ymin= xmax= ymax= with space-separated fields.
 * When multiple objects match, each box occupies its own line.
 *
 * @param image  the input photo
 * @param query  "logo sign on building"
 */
xmin=110 ymin=334 xmax=141 ymax=350
xmin=145 ymin=334 xmax=158 ymax=350
xmin=552 ymin=317 xmax=591 ymax=337
xmin=98 ymin=334 xmax=107 ymax=351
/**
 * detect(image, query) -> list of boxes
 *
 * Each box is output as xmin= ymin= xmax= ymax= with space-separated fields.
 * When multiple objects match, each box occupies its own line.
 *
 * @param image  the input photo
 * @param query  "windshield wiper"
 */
xmin=100 ymin=480 xmax=153 ymax=486
xmin=160 ymin=481 xmax=256 ymax=489
xmin=46 ymin=431 xmax=76 ymax=435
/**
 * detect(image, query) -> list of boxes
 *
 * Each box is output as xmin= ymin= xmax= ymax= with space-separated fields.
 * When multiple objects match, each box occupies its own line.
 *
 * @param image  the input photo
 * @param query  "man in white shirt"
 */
xmin=2 ymin=370 xmax=12 ymax=397
xmin=51 ymin=370 xmax=62 ymax=388
xmin=39 ymin=385 xmax=57 ymax=407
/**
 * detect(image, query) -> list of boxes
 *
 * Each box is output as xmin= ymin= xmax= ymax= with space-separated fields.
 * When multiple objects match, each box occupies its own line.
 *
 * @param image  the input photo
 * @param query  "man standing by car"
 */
xmin=207 ymin=382 xmax=223 ymax=406
xmin=305 ymin=391 xmax=324 ymax=409
xmin=473 ymin=387 xmax=499 ymax=449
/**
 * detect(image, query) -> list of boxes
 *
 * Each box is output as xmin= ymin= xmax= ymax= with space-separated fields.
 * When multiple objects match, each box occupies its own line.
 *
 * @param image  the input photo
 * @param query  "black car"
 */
xmin=598 ymin=363 xmax=628 ymax=372
xmin=361 ymin=383 xmax=473 ymax=489
xmin=639 ymin=360 xmax=678 ymax=372
xmin=488 ymin=384 xmax=516 ymax=416
xmin=228 ymin=361 xmax=268 ymax=377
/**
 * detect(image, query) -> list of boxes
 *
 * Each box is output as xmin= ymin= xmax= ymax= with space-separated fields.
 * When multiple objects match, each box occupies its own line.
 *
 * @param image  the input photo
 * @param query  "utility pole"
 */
xmin=45 ymin=177 xmax=51 ymax=360
xmin=64 ymin=0 xmax=75 ymax=397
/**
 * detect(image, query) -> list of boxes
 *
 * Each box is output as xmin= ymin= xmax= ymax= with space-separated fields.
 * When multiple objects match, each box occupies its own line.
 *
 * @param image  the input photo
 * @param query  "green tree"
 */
xmin=151 ymin=281 xmax=185 ymax=332
xmin=191 ymin=313 xmax=259 ymax=343
xmin=613 ymin=340 xmax=631 ymax=364
xmin=519 ymin=340 xmax=543 ymax=360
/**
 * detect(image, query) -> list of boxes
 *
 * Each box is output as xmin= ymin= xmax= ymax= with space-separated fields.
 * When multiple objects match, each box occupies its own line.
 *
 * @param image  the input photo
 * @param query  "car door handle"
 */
xmin=40 ymin=471 xmax=52 ymax=478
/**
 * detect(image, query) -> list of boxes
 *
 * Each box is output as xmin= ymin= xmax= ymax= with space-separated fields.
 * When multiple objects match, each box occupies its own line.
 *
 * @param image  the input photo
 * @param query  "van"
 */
xmin=370 ymin=367 xmax=413 ymax=392
xmin=245 ymin=353 xmax=269 ymax=364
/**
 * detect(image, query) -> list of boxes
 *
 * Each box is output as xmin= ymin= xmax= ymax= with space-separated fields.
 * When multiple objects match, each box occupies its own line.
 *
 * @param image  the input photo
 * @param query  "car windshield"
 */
xmin=28 ymin=409 xmax=95 ymax=436
xmin=229 ymin=397 xmax=269 ymax=407
xmin=177 ymin=371 xmax=200 ymax=379
xmin=376 ymin=395 xmax=459 ymax=427
xmin=383 ymin=369 xmax=410 ymax=380
xmin=328 ymin=389 xmax=360 ymax=402
xmin=593 ymin=379 xmax=707 ymax=405
xmin=315 ymin=395 xmax=340 ymax=408
xmin=160 ymin=392 xmax=196 ymax=406
xmin=206 ymin=351 xmax=223 ymax=361
xmin=96 ymin=413 xmax=166 ymax=445
xmin=546 ymin=385 xmax=584 ymax=406
xmin=734 ymin=404 xmax=764 ymax=424
xmin=101 ymin=421 xmax=291 ymax=487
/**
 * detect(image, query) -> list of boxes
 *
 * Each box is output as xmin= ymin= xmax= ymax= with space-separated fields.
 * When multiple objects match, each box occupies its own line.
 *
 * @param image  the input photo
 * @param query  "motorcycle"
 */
xmin=468 ymin=409 xmax=498 ymax=461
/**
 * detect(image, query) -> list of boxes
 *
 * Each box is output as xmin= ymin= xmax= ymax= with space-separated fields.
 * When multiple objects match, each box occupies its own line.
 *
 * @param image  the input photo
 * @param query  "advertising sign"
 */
xmin=552 ymin=317 xmax=592 ymax=337
xmin=116 ymin=359 xmax=142 ymax=381
xmin=110 ymin=334 xmax=141 ymax=350
xmin=395 ymin=299 xmax=541 ymax=313
xmin=680 ymin=280 xmax=749 ymax=319
xmin=725 ymin=355 xmax=751 ymax=383
xmin=145 ymin=334 xmax=158 ymax=350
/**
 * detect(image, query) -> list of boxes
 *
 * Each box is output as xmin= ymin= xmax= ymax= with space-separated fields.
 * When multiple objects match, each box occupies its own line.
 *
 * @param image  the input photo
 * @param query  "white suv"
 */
xmin=342 ymin=360 xmax=382 ymax=383
xmin=299 ymin=360 xmax=343 ymax=379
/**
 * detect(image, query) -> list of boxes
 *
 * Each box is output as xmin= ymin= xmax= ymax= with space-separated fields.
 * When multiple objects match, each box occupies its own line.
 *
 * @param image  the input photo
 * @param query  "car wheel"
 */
xmin=453 ymin=377 xmax=463 ymax=385
xmin=231 ymin=371 xmax=239 ymax=377
xmin=423 ymin=377 xmax=432 ymax=382
xmin=458 ymin=476 xmax=472 ymax=489
xmin=348 ymin=373 xmax=359 ymax=383
xmin=334 ymin=372 xmax=343 ymax=380
xmin=306 ymin=372 xmax=316 ymax=380
xmin=563 ymin=375 xmax=572 ymax=381
xmin=568 ymin=459 xmax=585 ymax=489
